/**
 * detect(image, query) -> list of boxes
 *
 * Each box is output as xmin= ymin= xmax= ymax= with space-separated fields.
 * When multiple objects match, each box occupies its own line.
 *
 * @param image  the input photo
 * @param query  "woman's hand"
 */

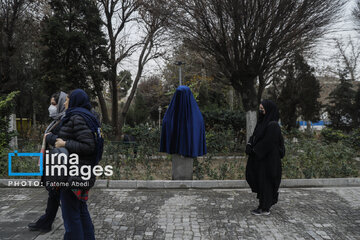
xmin=55 ymin=138 xmax=66 ymax=148
xmin=43 ymin=133 xmax=51 ymax=141
xmin=245 ymin=143 xmax=253 ymax=155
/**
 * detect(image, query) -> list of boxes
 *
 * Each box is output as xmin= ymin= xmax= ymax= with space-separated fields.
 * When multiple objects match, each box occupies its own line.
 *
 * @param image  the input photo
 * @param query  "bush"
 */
xmin=0 ymin=140 xmax=39 ymax=178
xmin=1 ymin=122 xmax=358 ymax=180
xmin=205 ymin=125 xmax=244 ymax=154
xmin=101 ymin=123 xmax=114 ymax=140
xmin=0 ymin=91 xmax=19 ymax=151
xmin=121 ymin=123 xmax=244 ymax=155
xmin=320 ymin=127 xmax=360 ymax=152
xmin=122 ymin=124 xmax=160 ymax=152
xmin=282 ymin=138 xmax=359 ymax=179
xmin=349 ymin=128 xmax=360 ymax=151
xmin=282 ymin=127 xmax=313 ymax=140
xmin=99 ymin=125 xmax=161 ymax=180
xmin=0 ymin=147 xmax=10 ymax=176
xmin=193 ymin=154 xmax=245 ymax=180
xmin=320 ymin=128 xmax=348 ymax=143
xmin=202 ymin=109 xmax=246 ymax=133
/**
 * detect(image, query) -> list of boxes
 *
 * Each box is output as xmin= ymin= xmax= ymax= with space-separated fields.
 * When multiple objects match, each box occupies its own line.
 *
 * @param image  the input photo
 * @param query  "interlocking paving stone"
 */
xmin=0 ymin=187 xmax=359 ymax=239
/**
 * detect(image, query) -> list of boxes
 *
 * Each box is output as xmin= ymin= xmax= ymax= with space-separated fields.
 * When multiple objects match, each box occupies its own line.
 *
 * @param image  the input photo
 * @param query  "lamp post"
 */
xmin=174 ymin=61 xmax=185 ymax=86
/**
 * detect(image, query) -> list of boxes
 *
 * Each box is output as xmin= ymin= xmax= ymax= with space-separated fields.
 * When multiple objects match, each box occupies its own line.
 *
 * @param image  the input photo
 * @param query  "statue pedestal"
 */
xmin=171 ymin=154 xmax=193 ymax=180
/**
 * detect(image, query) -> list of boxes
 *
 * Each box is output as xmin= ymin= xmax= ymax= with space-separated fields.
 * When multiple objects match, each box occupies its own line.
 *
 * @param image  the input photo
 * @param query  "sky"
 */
xmin=310 ymin=0 xmax=360 ymax=78
xmin=119 ymin=0 xmax=360 ymax=82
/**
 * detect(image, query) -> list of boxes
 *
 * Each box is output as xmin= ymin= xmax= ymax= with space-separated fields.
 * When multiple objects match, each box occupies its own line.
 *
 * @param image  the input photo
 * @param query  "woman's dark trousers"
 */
xmin=35 ymin=189 xmax=60 ymax=229
xmin=60 ymin=188 xmax=95 ymax=240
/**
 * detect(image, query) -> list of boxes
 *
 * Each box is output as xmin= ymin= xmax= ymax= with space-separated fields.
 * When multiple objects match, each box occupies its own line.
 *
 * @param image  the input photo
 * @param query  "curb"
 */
xmin=0 ymin=178 xmax=360 ymax=189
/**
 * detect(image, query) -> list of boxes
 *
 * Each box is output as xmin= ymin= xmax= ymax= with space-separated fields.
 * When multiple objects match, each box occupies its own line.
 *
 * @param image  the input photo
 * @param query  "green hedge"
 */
xmin=282 ymin=138 xmax=358 ymax=179
xmin=0 ymin=126 xmax=359 ymax=179
xmin=202 ymin=109 xmax=246 ymax=133
xmin=321 ymin=127 xmax=360 ymax=151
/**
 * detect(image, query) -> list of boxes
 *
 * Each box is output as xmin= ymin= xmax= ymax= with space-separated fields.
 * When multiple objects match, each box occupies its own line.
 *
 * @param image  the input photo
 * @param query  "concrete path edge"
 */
xmin=0 ymin=178 xmax=360 ymax=188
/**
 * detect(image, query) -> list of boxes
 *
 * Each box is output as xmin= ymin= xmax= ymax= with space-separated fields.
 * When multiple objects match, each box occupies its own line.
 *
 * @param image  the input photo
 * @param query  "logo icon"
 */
xmin=8 ymin=150 xmax=43 ymax=176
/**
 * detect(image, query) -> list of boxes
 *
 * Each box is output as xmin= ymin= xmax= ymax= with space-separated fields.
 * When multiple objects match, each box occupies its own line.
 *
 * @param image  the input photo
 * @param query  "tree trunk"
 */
xmin=117 ymin=64 xmax=144 ymax=138
xmin=117 ymin=32 xmax=153 ymax=138
xmin=118 ymin=112 xmax=126 ymax=138
xmin=306 ymin=120 xmax=311 ymax=132
xmin=235 ymin=75 xmax=259 ymax=142
xmin=32 ymin=107 xmax=36 ymax=129
xmin=90 ymin=64 xmax=110 ymax=125
xmin=19 ymin=116 xmax=23 ymax=136
xmin=96 ymin=89 xmax=110 ymax=124
xmin=110 ymin=65 xmax=118 ymax=135
xmin=246 ymin=110 xmax=257 ymax=142
xmin=9 ymin=114 xmax=18 ymax=149
xmin=257 ymin=75 xmax=265 ymax=104
xmin=229 ymin=87 xmax=234 ymax=110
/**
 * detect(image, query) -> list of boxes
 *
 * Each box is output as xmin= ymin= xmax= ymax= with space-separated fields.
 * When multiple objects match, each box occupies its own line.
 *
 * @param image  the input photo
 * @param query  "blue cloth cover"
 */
xmin=160 ymin=86 xmax=207 ymax=157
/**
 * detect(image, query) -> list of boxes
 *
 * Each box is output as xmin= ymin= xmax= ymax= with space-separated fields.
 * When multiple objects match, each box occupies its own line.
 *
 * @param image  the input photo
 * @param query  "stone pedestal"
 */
xmin=171 ymin=154 xmax=193 ymax=180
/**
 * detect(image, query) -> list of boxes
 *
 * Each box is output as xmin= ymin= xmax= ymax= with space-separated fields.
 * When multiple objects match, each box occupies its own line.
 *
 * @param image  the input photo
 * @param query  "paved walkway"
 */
xmin=0 ymin=187 xmax=359 ymax=240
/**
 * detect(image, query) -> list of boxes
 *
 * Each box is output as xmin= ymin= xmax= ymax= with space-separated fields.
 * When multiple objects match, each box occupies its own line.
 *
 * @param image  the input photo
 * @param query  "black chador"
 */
xmin=246 ymin=100 xmax=285 ymax=214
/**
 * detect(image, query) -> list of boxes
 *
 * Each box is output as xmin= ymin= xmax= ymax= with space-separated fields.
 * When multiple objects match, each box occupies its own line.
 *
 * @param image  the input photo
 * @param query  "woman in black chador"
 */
xmin=245 ymin=100 xmax=285 ymax=216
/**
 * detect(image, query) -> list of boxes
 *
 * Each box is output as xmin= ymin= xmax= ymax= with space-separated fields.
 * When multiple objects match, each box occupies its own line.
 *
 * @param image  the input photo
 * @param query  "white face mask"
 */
xmin=48 ymin=105 xmax=57 ymax=118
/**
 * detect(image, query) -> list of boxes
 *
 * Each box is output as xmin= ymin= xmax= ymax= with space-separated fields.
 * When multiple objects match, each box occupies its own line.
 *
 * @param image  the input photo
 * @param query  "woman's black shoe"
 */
xmin=251 ymin=208 xmax=271 ymax=216
xmin=251 ymin=208 xmax=262 ymax=215
xmin=28 ymin=223 xmax=52 ymax=232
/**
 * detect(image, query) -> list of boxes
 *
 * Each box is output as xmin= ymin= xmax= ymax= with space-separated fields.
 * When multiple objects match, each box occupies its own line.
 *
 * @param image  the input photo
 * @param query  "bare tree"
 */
xmin=98 ymin=0 xmax=140 ymax=135
xmin=334 ymin=37 xmax=360 ymax=81
xmin=117 ymin=0 xmax=169 ymax=136
xmin=354 ymin=0 xmax=360 ymax=30
xmin=350 ymin=0 xmax=360 ymax=80
xmin=98 ymin=0 xmax=169 ymax=137
xmin=168 ymin=0 xmax=344 ymax=140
